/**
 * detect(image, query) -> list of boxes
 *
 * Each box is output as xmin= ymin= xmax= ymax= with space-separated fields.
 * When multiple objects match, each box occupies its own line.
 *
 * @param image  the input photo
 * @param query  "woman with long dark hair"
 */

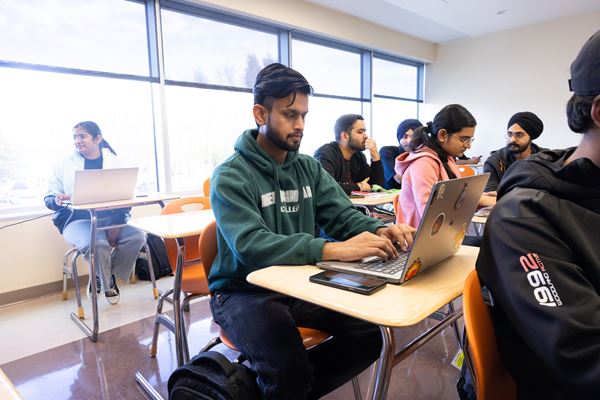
xmin=44 ymin=121 xmax=145 ymax=305
xmin=394 ymin=104 xmax=495 ymax=227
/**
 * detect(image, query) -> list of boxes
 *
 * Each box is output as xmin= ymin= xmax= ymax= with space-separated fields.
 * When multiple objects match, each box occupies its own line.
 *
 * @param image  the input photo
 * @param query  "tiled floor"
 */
xmin=0 ymin=278 xmax=463 ymax=399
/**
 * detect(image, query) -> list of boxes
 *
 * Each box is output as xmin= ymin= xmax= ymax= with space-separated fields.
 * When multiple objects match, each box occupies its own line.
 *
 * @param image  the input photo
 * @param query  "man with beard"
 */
xmin=483 ymin=111 xmax=545 ymax=192
xmin=209 ymin=63 xmax=416 ymax=399
xmin=314 ymin=114 xmax=384 ymax=194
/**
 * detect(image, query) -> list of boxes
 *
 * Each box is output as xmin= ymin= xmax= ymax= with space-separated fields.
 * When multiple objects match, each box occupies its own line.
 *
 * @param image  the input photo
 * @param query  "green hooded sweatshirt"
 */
xmin=209 ymin=129 xmax=385 ymax=292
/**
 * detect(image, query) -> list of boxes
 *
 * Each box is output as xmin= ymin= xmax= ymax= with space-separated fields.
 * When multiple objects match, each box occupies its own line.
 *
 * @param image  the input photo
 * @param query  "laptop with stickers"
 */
xmin=317 ymin=174 xmax=489 ymax=284
xmin=71 ymin=167 xmax=139 ymax=206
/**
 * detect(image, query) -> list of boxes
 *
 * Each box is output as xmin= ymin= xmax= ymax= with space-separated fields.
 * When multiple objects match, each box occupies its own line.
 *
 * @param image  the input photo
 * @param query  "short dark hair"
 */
xmin=253 ymin=63 xmax=313 ymax=109
xmin=334 ymin=114 xmax=364 ymax=142
xmin=566 ymin=94 xmax=596 ymax=133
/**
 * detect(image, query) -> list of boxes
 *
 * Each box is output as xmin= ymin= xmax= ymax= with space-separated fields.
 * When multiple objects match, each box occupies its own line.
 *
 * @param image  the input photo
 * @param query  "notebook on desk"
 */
xmin=317 ymin=174 xmax=490 ymax=284
xmin=71 ymin=167 xmax=139 ymax=205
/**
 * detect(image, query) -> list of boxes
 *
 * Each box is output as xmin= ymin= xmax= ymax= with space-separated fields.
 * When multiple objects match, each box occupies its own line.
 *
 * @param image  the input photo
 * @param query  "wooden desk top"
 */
xmin=70 ymin=193 xmax=179 ymax=211
xmin=350 ymin=192 xmax=397 ymax=207
xmin=128 ymin=209 xmax=214 ymax=239
xmin=248 ymin=245 xmax=478 ymax=327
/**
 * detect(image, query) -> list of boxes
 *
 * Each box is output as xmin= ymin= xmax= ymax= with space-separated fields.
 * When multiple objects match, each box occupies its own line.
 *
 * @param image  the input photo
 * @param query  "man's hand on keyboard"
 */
xmin=375 ymin=223 xmax=416 ymax=252
xmin=322 ymin=231 xmax=401 ymax=262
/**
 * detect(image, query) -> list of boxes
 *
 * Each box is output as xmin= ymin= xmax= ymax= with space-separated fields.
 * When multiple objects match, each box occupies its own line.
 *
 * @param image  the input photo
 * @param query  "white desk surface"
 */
xmin=70 ymin=193 xmax=179 ymax=211
xmin=128 ymin=209 xmax=214 ymax=239
xmin=350 ymin=192 xmax=397 ymax=207
xmin=247 ymin=245 xmax=478 ymax=327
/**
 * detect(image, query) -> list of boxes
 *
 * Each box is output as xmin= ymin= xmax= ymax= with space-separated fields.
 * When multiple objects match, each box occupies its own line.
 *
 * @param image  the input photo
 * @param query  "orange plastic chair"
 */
xmin=198 ymin=220 xmax=362 ymax=399
xmin=202 ymin=177 xmax=210 ymax=197
xmin=150 ymin=196 xmax=212 ymax=359
xmin=463 ymin=270 xmax=516 ymax=400
xmin=458 ymin=166 xmax=476 ymax=177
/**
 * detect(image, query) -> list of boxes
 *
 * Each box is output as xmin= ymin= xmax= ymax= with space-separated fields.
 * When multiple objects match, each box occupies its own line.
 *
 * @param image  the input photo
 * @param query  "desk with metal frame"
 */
xmin=130 ymin=209 xmax=215 ymax=400
xmin=247 ymin=245 xmax=478 ymax=400
xmin=350 ymin=192 xmax=397 ymax=217
xmin=128 ymin=210 xmax=215 ymax=366
xmin=69 ymin=193 xmax=178 ymax=342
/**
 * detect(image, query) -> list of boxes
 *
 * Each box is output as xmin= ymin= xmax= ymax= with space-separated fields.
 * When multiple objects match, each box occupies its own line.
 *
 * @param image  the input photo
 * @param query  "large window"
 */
xmin=0 ymin=0 xmax=149 ymax=75
xmin=0 ymin=69 xmax=157 ymax=209
xmin=371 ymin=56 xmax=422 ymax=148
xmin=164 ymin=86 xmax=255 ymax=191
xmin=161 ymin=9 xmax=277 ymax=87
xmin=0 ymin=0 xmax=423 ymax=214
xmin=292 ymin=39 xmax=362 ymax=98
xmin=0 ymin=0 xmax=154 ymax=210
xmin=160 ymin=7 xmax=279 ymax=190
xmin=291 ymin=38 xmax=366 ymax=156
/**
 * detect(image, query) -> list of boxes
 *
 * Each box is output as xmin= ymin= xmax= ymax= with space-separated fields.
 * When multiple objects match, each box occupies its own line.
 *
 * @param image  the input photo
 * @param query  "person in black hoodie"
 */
xmin=314 ymin=114 xmax=384 ymax=193
xmin=475 ymin=29 xmax=600 ymax=400
xmin=483 ymin=111 xmax=546 ymax=192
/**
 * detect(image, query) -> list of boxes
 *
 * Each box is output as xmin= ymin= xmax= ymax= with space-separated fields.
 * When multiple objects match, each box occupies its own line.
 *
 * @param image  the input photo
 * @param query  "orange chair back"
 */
xmin=458 ymin=166 xmax=476 ymax=177
xmin=198 ymin=219 xmax=218 ymax=290
xmin=203 ymin=178 xmax=211 ymax=197
xmin=463 ymin=270 xmax=516 ymax=400
xmin=161 ymin=196 xmax=211 ymax=294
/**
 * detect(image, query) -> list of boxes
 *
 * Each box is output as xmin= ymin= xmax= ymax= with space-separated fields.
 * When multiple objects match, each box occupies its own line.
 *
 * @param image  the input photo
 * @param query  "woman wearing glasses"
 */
xmin=394 ymin=104 xmax=496 ymax=227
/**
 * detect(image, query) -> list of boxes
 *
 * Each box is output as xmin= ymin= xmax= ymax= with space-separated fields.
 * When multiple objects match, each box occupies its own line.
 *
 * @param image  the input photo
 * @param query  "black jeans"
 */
xmin=210 ymin=290 xmax=382 ymax=400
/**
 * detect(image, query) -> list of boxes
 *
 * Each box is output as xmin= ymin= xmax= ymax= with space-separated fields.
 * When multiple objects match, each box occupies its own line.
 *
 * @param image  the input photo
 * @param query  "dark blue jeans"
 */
xmin=210 ymin=290 xmax=382 ymax=400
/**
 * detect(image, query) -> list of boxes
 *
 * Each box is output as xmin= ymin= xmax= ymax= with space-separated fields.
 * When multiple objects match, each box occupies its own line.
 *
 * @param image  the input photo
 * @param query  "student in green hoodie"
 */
xmin=209 ymin=63 xmax=416 ymax=399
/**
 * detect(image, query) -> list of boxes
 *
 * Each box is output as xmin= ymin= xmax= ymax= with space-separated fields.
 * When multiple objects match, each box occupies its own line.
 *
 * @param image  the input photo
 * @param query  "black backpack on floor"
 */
xmin=135 ymin=233 xmax=172 ymax=281
xmin=168 ymin=351 xmax=261 ymax=400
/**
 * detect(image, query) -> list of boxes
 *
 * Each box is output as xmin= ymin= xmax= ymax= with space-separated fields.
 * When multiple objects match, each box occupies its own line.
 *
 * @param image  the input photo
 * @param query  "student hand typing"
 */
xmin=375 ymin=224 xmax=415 ymax=252
xmin=54 ymin=193 xmax=71 ymax=206
xmin=322 ymin=224 xmax=416 ymax=262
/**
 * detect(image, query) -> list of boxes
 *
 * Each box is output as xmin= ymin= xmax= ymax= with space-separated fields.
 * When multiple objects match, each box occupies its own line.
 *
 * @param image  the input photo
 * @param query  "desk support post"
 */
xmin=70 ymin=209 xmax=100 ymax=342
xmin=447 ymin=300 xmax=463 ymax=349
xmin=172 ymin=238 xmax=189 ymax=366
xmin=368 ymin=326 xmax=395 ymax=400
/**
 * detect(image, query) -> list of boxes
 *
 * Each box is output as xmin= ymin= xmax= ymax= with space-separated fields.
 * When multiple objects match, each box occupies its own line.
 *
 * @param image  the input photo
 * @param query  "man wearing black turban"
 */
xmin=483 ymin=111 xmax=546 ymax=192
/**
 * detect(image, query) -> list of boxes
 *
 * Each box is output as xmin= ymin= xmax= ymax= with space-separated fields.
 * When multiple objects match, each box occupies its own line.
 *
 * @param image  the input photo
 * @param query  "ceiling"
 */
xmin=305 ymin=0 xmax=600 ymax=43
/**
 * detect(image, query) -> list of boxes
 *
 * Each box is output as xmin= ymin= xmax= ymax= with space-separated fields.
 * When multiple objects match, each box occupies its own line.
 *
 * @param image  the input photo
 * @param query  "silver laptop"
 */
xmin=317 ymin=174 xmax=490 ymax=284
xmin=71 ymin=167 xmax=139 ymax=205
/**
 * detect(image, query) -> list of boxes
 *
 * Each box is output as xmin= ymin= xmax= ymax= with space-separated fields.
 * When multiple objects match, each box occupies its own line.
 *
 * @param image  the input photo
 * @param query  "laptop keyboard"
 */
xmin=355 ymin=252 xmax=409 ymax=276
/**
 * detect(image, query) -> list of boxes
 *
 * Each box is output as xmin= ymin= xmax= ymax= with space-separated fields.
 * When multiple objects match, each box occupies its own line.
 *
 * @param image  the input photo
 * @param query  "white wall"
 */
xmin=424 ymin=12 xmax=600 ymax=160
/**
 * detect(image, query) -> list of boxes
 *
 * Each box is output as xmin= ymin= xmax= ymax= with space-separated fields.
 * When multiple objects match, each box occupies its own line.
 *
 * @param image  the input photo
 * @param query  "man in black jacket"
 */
xmin=483 ymin=111 xmax=545 ymax=192
xmin=476 ymin=29 xmax=600 ymax=400
xmin=314 ymin=114 xmax=384 ymax=194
